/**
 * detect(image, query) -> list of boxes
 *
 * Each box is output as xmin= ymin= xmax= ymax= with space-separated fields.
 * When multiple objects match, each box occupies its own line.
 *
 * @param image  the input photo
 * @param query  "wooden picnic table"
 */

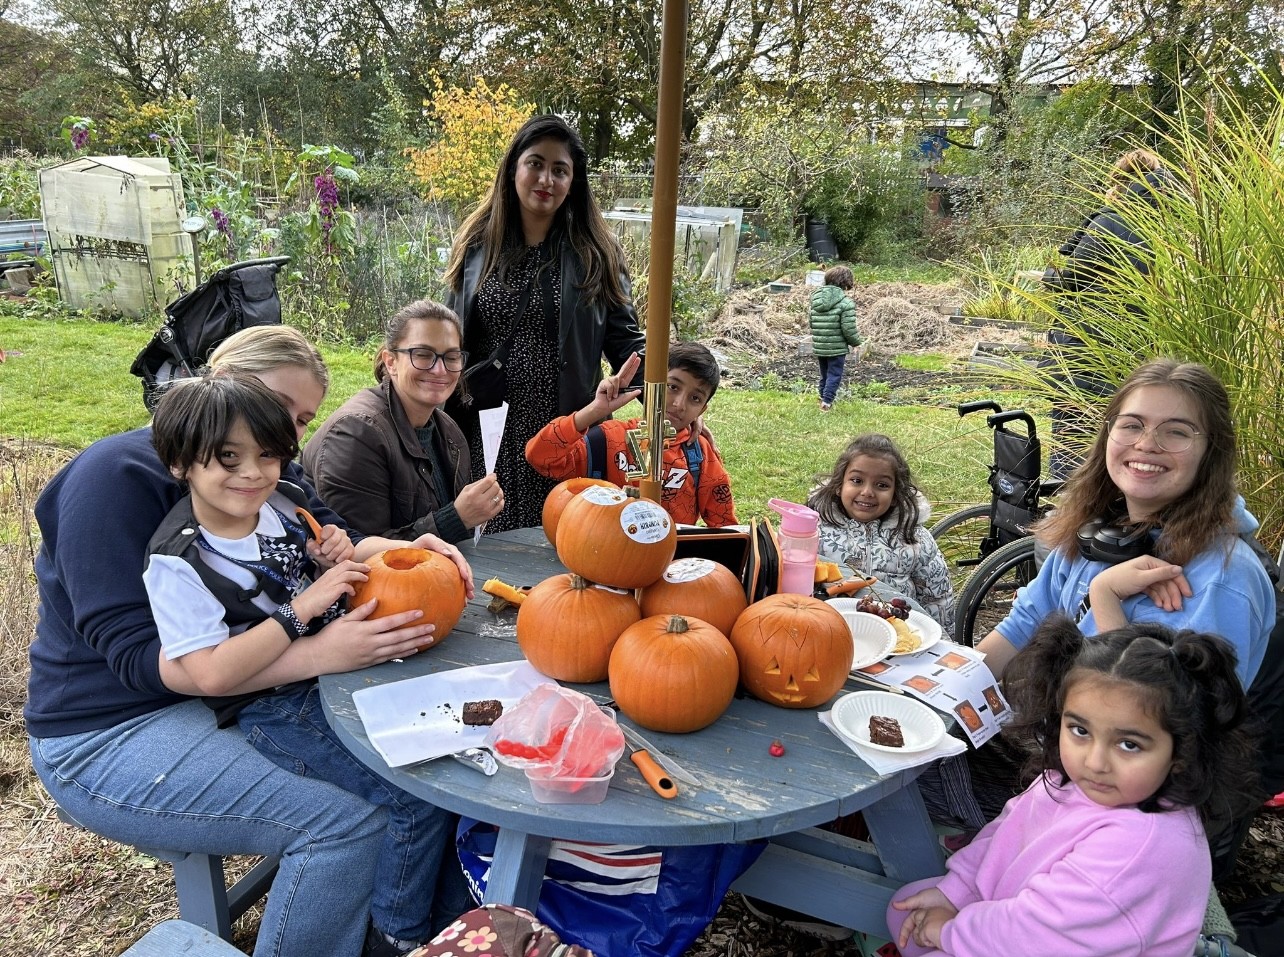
xmin=320 ymin=527 xmax=945 ymax=934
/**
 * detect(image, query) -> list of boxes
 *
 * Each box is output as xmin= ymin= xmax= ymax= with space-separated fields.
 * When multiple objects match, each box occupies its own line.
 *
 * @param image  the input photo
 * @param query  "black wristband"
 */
xmin=271 ymin=602 xmax=307 ymax=640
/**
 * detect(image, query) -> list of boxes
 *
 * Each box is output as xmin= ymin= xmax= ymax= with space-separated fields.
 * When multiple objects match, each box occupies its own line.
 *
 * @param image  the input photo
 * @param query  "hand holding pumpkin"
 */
xmin=293 ymin=559 xmax=369 ymax=622
xmin=454 ymin=472 xmax=505 ymax=530
xmin=407 ymin=534 xmax=476 ymax=599
xmin=303 ymin=599 xmax=436 ymax=672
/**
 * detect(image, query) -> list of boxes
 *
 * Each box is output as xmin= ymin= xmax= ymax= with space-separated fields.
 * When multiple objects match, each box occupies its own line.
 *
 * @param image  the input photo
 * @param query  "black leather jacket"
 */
xmin=446 ymin=239 xmax=645 ymax=415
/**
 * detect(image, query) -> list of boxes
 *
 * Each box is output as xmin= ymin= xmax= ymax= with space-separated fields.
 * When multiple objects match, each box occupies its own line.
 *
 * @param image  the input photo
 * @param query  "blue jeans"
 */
xmin=817 ymin=354 xmax=847 ymax=404
xmin=30 ymin=698 xmax=384 ymax=957
xmin=238 ymin=685 xmax=473 ymax=942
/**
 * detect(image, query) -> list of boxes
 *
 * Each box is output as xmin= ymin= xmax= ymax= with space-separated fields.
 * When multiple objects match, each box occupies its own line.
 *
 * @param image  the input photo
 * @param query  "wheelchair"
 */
xmin=928 ymin=401 xmax=1061 ymax=646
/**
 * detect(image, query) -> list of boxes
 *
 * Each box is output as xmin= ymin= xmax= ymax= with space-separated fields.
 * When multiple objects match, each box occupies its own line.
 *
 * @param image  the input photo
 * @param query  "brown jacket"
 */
xmin=301 ymin=378 xmax=472 ymax=543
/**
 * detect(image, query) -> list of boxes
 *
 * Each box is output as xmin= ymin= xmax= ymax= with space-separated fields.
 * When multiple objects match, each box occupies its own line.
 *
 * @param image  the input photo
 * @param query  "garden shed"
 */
xmin=605 ymin=205 xmax=741 ymax=293
xmin=39 ymin=155 xmax=193 ymax=316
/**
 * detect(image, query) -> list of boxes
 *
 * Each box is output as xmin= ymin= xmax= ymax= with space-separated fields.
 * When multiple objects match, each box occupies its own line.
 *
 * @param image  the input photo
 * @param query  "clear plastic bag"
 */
xmin=485 ymin=684 xmax=625 ymax=778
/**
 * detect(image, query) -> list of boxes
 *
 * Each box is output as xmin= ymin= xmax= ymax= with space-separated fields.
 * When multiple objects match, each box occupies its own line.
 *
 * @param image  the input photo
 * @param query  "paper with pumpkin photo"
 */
xmin=854 ymin=641 xmax=1009 ymax=746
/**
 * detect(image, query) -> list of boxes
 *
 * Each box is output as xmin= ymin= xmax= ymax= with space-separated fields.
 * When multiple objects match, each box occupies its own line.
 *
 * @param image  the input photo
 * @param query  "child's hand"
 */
xmin=893 ymin=887 xmax=956 ymax=949
xmin=309 ymin=524 xmax=356 ymax=568
xmin=293 ymin=559 xmax=369 ymax=622
xmin=581 ymin=352 xmax=642 ymax=425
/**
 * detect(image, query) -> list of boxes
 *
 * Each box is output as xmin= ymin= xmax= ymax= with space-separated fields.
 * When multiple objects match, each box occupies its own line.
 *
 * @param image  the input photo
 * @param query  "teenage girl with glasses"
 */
xmin=919 ymin=359 xmax=1274 ymax=832
xmin=303 ymin=299 xmax=507 ymax=544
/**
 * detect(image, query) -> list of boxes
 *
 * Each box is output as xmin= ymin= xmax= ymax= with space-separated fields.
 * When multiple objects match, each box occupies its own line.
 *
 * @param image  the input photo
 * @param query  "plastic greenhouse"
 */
xmin=39 ymin=155 xmax=193 ymax=316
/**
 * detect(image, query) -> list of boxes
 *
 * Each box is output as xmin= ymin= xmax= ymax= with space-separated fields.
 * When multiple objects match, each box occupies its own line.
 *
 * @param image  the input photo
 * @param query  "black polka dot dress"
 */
xmin=468 ymin=243 xmax=562 ymax=533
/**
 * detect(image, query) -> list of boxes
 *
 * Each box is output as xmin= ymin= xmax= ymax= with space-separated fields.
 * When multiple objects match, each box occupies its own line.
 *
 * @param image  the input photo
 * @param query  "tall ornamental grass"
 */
xmin=984 ymin=77 xmax=1284 ymax=548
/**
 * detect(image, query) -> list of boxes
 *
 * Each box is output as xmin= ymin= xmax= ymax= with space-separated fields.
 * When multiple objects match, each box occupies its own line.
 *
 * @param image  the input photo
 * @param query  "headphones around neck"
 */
xmin=1077 ymin=513 xmax=1153 ymax=564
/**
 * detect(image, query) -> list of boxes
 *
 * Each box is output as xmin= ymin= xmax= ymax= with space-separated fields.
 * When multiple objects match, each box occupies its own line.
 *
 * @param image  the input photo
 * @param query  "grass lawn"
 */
xmin=0 ymin=314 xmax=1007 ymax=521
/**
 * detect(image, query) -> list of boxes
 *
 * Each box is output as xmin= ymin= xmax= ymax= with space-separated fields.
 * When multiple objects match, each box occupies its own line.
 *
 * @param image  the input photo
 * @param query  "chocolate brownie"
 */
xmin=868 ymin=715 xmax=904 ymax=747
xmin=462 ymin=699 xmax=503 ymax=726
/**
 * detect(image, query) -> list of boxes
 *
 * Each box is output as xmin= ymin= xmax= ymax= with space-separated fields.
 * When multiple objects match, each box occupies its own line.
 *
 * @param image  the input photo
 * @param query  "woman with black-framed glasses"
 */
xmin=303 ymin=299 xmax=506 ymax=543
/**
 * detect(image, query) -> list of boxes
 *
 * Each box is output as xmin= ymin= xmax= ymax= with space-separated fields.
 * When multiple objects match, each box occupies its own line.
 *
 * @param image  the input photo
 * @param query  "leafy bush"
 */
xmin=404 ymin=79 xmax=533 ymax=215
xmin=0 ymin=152 xmax=42 ymax=218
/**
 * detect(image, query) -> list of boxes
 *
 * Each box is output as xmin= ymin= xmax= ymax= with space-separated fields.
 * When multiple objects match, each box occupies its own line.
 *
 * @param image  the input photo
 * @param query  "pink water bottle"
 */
xmin=768 ymin=498 xmax=820 ymax=596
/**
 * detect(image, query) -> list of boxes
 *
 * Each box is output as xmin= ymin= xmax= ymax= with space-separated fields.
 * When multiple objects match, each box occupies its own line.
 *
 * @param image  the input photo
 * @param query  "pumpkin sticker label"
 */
xmin=619 ymin=501 xmax=672 ymax=544
xmin=662 ymin=557 xmax=716 ymax=583
xmin=580 ymin=485 xmax=628 ymax=506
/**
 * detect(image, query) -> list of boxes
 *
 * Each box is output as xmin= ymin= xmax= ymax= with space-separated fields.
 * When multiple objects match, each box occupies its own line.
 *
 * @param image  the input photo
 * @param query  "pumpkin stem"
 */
xmin=666 ymin=615 xmax=690 ymax=634
xmin=569 ymin=574 xmax=590 ymax=590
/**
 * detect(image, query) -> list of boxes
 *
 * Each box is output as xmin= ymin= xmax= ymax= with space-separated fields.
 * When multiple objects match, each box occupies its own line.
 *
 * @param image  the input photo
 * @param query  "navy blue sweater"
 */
xmin=25 ymin=428 xmax=350 ymax=737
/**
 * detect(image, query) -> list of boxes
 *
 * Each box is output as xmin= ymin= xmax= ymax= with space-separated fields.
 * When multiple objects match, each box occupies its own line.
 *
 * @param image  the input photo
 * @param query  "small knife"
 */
xmin=619 ymin=725 xmax=699 ymax=789
xmin=622 ymin=738 xmax=678 ymax=799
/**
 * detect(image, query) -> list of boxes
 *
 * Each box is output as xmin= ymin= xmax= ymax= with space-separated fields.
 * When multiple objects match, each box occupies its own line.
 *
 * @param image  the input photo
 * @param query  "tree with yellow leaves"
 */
xmin=405 ymin=79 xmax=533 ymax=214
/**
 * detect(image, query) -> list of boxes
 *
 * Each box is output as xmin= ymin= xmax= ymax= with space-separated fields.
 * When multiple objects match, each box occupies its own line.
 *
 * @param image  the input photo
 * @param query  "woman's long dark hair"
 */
xmin=1036 ymin=358 xmax=1236 ymax=566
xmin=1002 ymin=615 xmax=1259 ymax=824
xmin=444 ymin=114 xmax=629 ymax=307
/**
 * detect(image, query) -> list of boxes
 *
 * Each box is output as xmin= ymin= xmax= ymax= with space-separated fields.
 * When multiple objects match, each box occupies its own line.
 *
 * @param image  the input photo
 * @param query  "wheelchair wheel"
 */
xmin=953 ymin=537 xmax=1038 ymax=647
xmin=929 ymin=504 xmax=992 ymax=595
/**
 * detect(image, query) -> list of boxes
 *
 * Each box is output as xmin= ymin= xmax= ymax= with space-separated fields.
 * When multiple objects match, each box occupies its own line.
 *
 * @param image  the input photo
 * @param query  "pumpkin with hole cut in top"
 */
xmin=556 ymin=485 xmax=676 ymax=589
xmin=350 ymin=547 xmax=467 ymax=645
xmin=609 ymin=614 xmax=738 ymax=733
xmin=542 ymin=477 xmax=617 ymax=545
xmin=728 ymin=594 xmax=853 ymax=708
xmin=517 ymin=574 xmax=641 ymax=682
xmin=639 ymin=558 xmax=747 ymax=637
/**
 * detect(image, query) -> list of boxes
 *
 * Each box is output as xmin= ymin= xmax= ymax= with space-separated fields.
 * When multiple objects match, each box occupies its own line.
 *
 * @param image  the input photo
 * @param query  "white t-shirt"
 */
xmin=143 ymin=503 xmax=298 ymax=660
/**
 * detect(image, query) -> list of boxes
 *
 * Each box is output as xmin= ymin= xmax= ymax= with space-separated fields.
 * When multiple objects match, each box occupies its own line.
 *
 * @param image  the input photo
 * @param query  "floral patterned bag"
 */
xmin=408 ymin=904 xmax=595 ymax=957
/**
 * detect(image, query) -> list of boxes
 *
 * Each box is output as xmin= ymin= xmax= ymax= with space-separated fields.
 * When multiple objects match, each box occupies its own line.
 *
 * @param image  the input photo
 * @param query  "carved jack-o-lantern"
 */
xmin=728 ymin=594 xmax=853 ymax=708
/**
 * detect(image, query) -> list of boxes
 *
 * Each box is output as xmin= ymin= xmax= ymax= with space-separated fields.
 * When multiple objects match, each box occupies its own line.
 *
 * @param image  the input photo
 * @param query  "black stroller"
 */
xmin=131 ymin=257 xmax=291 ymax=410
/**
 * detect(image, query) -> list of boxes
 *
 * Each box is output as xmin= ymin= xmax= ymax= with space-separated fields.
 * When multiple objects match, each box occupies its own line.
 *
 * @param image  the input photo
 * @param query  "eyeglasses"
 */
xmin=390 ymin=348 xmax=468 ymax=372
xmin=1106 ymin=415 xmax=1204 ymax=454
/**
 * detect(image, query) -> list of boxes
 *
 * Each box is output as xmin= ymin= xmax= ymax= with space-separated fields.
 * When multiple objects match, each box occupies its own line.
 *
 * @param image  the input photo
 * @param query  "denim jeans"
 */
xmin=30 ymin=698 xmax=384 ymax=957
xmin=238 ymin=685 xmax=473 ymax=942
xmin=816 ymin=354 xmax=847 ymax=404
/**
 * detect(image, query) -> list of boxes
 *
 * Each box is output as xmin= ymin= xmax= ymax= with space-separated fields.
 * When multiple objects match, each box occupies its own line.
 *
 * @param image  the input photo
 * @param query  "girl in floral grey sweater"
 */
xmin=808 ymin=433 xmax=955 ymax=632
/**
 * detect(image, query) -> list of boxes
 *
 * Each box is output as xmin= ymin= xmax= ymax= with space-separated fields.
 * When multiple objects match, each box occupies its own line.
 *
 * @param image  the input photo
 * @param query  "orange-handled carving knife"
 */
xmin=622 ymin=737 xmax=678 ymax=799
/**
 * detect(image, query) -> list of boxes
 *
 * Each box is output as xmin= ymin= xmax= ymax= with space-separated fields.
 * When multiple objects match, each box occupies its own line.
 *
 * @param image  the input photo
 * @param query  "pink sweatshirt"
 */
xmin=934 ymin=774 xmax=1209 ymax=957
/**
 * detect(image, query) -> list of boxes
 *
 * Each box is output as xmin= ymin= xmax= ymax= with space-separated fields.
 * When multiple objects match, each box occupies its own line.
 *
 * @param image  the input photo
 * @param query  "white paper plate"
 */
xmin=831 ymin=691 xmax=947 ymax=754
xmin=827 ymin=599 xmax=898 ymax=670
xmin=353 ymin=660 xmax=552 ymax=767
xmin=888 ymin=610 xmax=943 ymax=656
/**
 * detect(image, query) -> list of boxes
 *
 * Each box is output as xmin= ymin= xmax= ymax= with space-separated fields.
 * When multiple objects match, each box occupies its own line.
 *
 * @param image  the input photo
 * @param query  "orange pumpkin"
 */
xmin=350 ymin=548 xmax=468 ymax=644
xmin=639 ymin=558 xmax=748 ymax=637
xmin=728 ymin=594 xmax=853 ymax=708
xmin=609 ymin=614 xmax=739 ymax=733
xmin=517 ymin=574 xmax=641 ymax=682
xmin=555 ymin=485 xmax=676 ymax=590
xmin=542 ymin=477 xmax=616 ymax=545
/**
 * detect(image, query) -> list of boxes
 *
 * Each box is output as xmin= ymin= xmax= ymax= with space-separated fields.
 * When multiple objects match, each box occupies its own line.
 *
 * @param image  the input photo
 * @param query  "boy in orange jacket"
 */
xmin=525 ymin=342 xmax=738 ymax=527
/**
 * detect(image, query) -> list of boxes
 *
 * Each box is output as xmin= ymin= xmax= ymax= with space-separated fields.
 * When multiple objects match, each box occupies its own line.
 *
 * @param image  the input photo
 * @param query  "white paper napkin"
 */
xmin=819 ymin=709 xmax=967 ymax=775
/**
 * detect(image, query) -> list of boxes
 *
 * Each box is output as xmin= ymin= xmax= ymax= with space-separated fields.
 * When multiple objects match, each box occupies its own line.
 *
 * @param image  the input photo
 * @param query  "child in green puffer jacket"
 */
xmin=808 ymin=266 xmax=863 ymax=411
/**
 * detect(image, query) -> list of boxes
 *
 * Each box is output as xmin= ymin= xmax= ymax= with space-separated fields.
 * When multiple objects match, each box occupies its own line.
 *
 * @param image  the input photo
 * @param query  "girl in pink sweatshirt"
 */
xmin=888 ymin=615 xmax=1258 ymax=957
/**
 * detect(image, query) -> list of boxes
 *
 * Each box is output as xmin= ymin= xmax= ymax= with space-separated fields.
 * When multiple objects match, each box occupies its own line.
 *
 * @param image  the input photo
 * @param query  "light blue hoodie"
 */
xmin=998 ymin=498 xmax=1275 ymax=687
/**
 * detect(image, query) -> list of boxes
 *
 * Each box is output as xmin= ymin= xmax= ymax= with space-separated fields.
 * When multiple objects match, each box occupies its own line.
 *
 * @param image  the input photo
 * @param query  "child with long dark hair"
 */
xmin=808 ymin=433 xmax=954 ymax=632
xmin=889 ymin=615 xmax=1257 ymax=956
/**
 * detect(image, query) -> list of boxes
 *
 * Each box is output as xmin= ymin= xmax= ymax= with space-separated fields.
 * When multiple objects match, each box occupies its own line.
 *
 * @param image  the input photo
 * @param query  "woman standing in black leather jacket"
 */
xmin=444 ymin=114 xmax=644 ymax=533
xmin=1042 ymin=149 xmax=1173 ymax=479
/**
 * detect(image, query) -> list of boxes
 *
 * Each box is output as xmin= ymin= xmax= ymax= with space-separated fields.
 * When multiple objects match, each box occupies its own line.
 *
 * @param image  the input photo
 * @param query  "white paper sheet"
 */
xmin=352 ymin=659 xmax=552 ymax=767
xmin=854 ymin=640 xmax=1010 ymax=747
xmin=475 ymin=403 xmax=508 ymax=543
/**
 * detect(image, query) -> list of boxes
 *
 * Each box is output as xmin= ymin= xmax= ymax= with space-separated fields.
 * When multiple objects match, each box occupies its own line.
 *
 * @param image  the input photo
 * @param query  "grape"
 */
xmin=890 ymin=598 xmax=909 ymax=610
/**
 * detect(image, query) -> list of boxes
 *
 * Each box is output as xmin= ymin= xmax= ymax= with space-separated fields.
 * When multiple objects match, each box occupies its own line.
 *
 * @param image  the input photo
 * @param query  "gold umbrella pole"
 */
xmin=635 ymin=0 xmax=688 ymax=504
